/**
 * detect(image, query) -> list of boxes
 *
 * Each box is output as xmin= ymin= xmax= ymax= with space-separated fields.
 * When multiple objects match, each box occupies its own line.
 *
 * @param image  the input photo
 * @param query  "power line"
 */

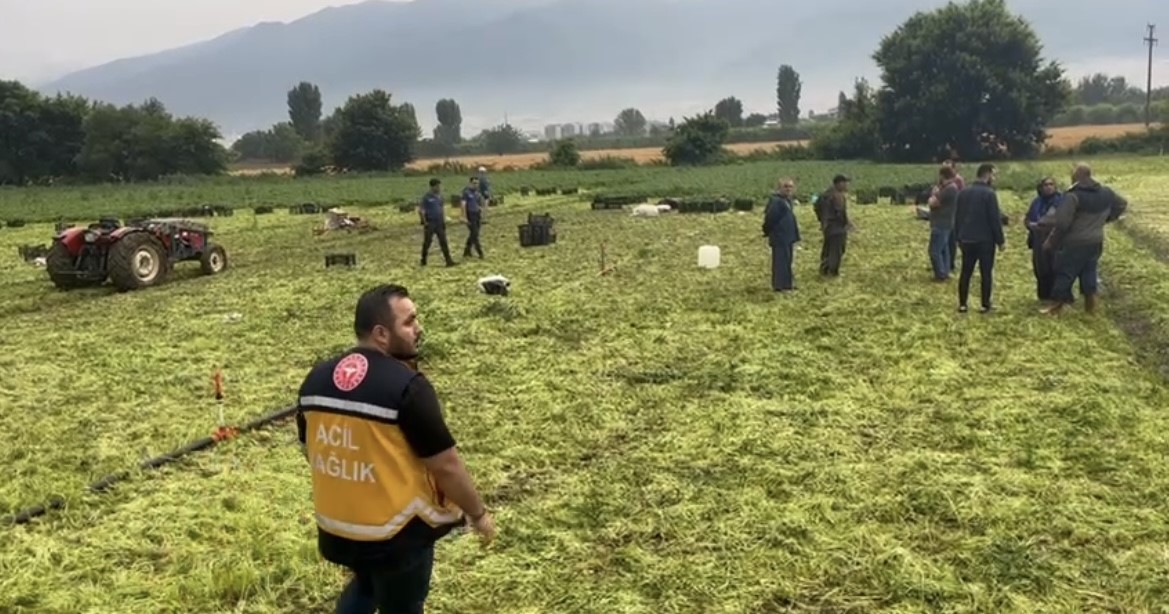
xmin=1144 ymin=24 xmax=1157 ymax=127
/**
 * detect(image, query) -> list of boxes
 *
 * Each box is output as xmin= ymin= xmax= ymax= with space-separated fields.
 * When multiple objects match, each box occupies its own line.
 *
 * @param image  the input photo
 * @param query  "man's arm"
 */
xmin=417 ymin=198 xmax=426 ymax=226
xmin=397 ymin=376 xmax=487 ymax=519
xmin=988 ymin=192 xmax=1005 ymax=247
xmin=460 ymin=192 xmax=469 ymax=221
xmin=1106 ymin=189 xmax=1128 ymax=222
xmin=1046 ymin=192 xmax=1079 ymax=247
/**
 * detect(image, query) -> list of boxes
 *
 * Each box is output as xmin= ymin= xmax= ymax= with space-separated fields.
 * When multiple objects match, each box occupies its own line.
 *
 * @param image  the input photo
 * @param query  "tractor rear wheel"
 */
xmin=200 ymin=243 xmax=228 ymax=275
xmin=108 ymin=233 xmax=169 ymax=291
xmin=46 ymin=242 xmax=103 ymax=290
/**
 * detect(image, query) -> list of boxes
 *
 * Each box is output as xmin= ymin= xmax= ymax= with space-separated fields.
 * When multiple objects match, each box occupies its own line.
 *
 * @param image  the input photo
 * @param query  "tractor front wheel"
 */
xmin=200 ymin=243 xmax=228 ymax=275
xmin=46 ymin=242 xmax=103 ymax=290
xmin=108 ymin=233 xmax=169 ymax=291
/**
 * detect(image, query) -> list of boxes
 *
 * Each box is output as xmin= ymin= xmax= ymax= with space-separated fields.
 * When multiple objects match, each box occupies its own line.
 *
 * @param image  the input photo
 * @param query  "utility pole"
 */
xmin=1144 ymin=24 xmax=1157 ymax=127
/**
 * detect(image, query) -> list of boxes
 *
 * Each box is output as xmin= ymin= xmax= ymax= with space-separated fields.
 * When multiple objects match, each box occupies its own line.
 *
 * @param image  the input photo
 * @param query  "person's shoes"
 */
xmin=1041 ymin=302 xmax=1065 ymax=315
xmin=979 ymin=305 xmax=993 ymax=314
xmin=958 ymin=305 xmax=969 ymax=313
xmin=445 ymin=261 xmax=458 ymax=267
xmin=1085 ymin=294 xmax=1098 ymax=314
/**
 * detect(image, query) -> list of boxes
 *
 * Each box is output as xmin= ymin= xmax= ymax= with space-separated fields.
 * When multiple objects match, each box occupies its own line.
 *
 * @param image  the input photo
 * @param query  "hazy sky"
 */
xmin=0 ymin=0 xmax=371 ymax=82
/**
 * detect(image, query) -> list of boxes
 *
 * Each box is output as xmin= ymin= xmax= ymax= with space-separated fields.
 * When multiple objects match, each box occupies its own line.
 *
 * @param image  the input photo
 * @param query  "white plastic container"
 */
xmin=697 ymin=245 xmax=720 ymax=269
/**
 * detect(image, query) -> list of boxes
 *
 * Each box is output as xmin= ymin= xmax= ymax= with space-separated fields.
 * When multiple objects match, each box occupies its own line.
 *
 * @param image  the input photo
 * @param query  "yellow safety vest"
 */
xmin=299 ymin=354 xmax=463 ymax=542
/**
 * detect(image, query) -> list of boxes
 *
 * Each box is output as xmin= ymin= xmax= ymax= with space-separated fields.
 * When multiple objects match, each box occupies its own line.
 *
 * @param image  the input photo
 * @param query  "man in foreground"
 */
xmin=763 ymin=178 xmax=801 ymax=291
xmin=1040 ymin=163 xmax=1128 ymax=315
xmin=462 ymin=176 xmax=485 ymax=259
xmin=297 ymin=285 xmax=496 ymax=613
xmin=953 ymin=163 xmax=1005 ymax=313
xmin=927 ymin=166 xmax=960 ymax=280
xmin=418 ymin=178 xmax=456 ymax=267
xmin=816 ymin=174 xmax=851 ymax=277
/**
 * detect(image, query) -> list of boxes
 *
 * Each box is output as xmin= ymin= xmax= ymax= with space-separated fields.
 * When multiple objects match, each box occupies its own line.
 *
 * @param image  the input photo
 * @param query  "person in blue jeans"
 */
xmin=1040 ymin=163 xmax=1127 ymax=316
xmin=927 ymin=166 xmax=960 ymax=280
xmin=1025 ymin=177 xmax=1063 ymax=301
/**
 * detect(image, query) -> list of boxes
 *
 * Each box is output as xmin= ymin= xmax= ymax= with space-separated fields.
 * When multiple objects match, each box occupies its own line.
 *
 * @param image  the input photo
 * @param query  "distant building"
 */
xmin=544 ymin=124 xmax=560 ymax=141
xmin=587 ymin=122 xmax=602 ymax=137
xmin=560 ymin=123 xmax=577 ymax=137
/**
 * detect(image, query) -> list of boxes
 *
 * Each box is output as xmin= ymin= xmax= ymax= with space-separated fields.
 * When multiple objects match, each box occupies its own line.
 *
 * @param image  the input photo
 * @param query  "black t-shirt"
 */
xmin=296 ymin=350 xmax=458 ymax=568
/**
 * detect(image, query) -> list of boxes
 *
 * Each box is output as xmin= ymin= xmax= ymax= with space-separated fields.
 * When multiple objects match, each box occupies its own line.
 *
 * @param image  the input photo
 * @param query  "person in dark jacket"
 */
xmin=1025 ymin=177 xmax=1063 ymax=301
xmin=418 ymin=178 xmax=456 ymax=267
xmin=928 ymin=166 xmax=960 ymax=280
xmin=816 ymin=174 xmax=851 ymax=276
xmin=763 ymin=178 xmax=801 ymax=291
xmin=953 ymin=163 xmax=1005 ymax=313
xmin=1040 ymin=163 xmax=1128 ymax=315
xmin=461 ymin=177 xmax=485 ymax=259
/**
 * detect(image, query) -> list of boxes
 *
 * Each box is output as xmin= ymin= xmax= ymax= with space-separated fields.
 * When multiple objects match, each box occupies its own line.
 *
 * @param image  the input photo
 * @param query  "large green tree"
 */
xmin=330 ymin=90 xmax=420 ymax=172
xmin=713 ymin=96 xmax=744 ymax=127
xmin=662 ymin=112 xmax=729 ymax=166
xmin=482 ymin=123 xmax=525 ymax=155
xmin=287 ymin=82 xmax=323 ymax=142
xmin=0 ymin=81 xmax=89 ymax=185
xmin=614 ymin=108 xmax=647 ymax=137
xmin=433 ymin=98 xmax=463 ymax=151
xmin=872 ymin=0 xmax=1069 ymax=161
xmin=776 ymin=65 xmax=802 ymax=127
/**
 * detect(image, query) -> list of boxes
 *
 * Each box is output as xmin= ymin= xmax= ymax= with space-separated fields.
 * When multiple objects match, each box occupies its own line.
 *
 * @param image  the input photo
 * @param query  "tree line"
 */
xmin=0 ymin=81 xmax=227 ymax=186
xmin=3 ymin=0 xmax=1167 ymax=185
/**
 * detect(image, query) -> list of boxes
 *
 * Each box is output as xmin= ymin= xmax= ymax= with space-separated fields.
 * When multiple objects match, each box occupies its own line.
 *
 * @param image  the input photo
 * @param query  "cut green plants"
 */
xmin=3 ymin=158 xmax=1169 ymax=611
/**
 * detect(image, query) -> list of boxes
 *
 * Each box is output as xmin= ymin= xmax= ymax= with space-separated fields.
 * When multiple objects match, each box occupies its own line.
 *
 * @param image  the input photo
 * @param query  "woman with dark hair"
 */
xmin=1025 ymin=177 xmax=1063 ymax=301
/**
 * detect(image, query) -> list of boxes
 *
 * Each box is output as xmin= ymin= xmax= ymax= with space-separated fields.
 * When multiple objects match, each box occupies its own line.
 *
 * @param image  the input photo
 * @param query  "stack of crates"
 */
xmin=518 ymin=213 xmax=556 ymax=248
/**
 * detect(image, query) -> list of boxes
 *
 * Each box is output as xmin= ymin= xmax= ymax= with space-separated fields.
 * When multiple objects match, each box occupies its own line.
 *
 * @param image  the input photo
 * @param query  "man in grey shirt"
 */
xmin=928 ymin=166 xmax=960 ymax=280
xmin=1040 ymin=163 xmax=1127 ymax=315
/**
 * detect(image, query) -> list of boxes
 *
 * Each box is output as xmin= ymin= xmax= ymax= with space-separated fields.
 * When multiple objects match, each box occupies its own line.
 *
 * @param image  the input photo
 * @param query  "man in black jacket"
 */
xmin=1040 ymin=163 xmax=1128 ymax=315
xmin=762 ymin=178 xmax=801 ymax=291
xmin=953 ymin=163 xmax=1005 ymax=313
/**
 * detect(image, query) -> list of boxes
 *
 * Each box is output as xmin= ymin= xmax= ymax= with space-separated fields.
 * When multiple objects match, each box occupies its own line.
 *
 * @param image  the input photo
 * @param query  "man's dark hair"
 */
xmin=469 ymin=176 xmax=478 ymax=182
xmin=429 ymin=178 xmax=441 ymax=188
xmin=976 ymin=163 xmax=996 ymax=178
xmin=832 ymin=174 xmax=849 ymax=185
xmin=354 ymin=284 xmax=410 ymax=338
xmin=939 ymin=166 xmax=956 ymax=180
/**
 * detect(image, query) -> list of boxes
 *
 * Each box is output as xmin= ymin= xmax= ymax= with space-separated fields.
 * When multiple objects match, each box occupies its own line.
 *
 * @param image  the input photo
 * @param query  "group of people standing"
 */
xmin=416 ymin=167 xmax=492 ymax=267
xmin=762 ymin=174 xmax=854 ymax=291
xmin=926 ymin=161 xmax=1127 ymax=314
xmin=763 ymin=160 xmax=1128 ymax=315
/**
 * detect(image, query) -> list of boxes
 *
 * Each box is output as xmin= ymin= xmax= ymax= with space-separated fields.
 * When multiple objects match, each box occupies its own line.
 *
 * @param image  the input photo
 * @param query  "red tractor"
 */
xmin=46 ymin=217 xmax=228 ymax=291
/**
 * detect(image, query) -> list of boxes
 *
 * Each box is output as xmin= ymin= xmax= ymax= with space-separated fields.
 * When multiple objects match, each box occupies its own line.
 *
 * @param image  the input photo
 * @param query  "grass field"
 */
xmin=3 ymin=156 xmax=1169 ymax=612
xmin=226 ymin=123 xmax=1157 ymax=175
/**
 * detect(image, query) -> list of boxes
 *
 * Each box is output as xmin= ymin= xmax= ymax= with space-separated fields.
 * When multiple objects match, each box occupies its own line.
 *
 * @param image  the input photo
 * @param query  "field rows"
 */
xmin=4 ymin=157 xmax=1169 ymax=224
xmin=5 ymin=178 xmax=1169 ymax=611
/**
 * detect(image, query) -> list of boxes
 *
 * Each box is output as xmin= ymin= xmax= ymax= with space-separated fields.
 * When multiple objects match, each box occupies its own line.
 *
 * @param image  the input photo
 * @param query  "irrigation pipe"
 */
xmin=3 ymin=405 xmax=298 ymax=527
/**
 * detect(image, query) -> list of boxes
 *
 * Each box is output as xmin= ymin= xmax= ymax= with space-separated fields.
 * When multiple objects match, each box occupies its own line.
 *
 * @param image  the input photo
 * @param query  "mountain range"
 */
xmin=36 ymin=0 xmax=1168 ymax=138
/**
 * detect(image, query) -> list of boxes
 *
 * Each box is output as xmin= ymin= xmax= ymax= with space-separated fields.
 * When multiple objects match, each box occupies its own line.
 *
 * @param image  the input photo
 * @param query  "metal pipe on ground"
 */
xmin=2 ymin=406 xmax=297 ymax=527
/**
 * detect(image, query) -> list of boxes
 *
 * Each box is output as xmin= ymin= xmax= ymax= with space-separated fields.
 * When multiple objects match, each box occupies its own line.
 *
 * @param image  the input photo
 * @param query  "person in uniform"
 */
xmin=296 ymin=284 xmax=496 ymax=613
xmin=816 ymin=174 xmax=851 ymax=277
xmin=762 ymin=178 xmax=801 ymax=291
xmin=461 ymin=177 xmax=485 ymax=259
xmin=419 ymin=178 xmax=456 ymax=267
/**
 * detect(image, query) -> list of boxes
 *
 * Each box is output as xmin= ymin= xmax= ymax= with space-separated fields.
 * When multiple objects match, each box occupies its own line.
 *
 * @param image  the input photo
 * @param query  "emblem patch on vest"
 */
xmin=333 ymin=353 xmax=369 ymax=392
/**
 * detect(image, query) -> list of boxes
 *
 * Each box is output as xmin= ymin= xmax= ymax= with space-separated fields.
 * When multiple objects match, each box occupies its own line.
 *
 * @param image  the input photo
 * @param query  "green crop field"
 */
xmin=3 ymin=156 xmax=1169 ymax=612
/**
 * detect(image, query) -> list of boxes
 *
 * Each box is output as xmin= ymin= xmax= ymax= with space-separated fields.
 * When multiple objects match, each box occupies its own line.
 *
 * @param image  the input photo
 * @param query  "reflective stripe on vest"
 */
xmin=315 ymin=498 xmax=463 ymax=540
